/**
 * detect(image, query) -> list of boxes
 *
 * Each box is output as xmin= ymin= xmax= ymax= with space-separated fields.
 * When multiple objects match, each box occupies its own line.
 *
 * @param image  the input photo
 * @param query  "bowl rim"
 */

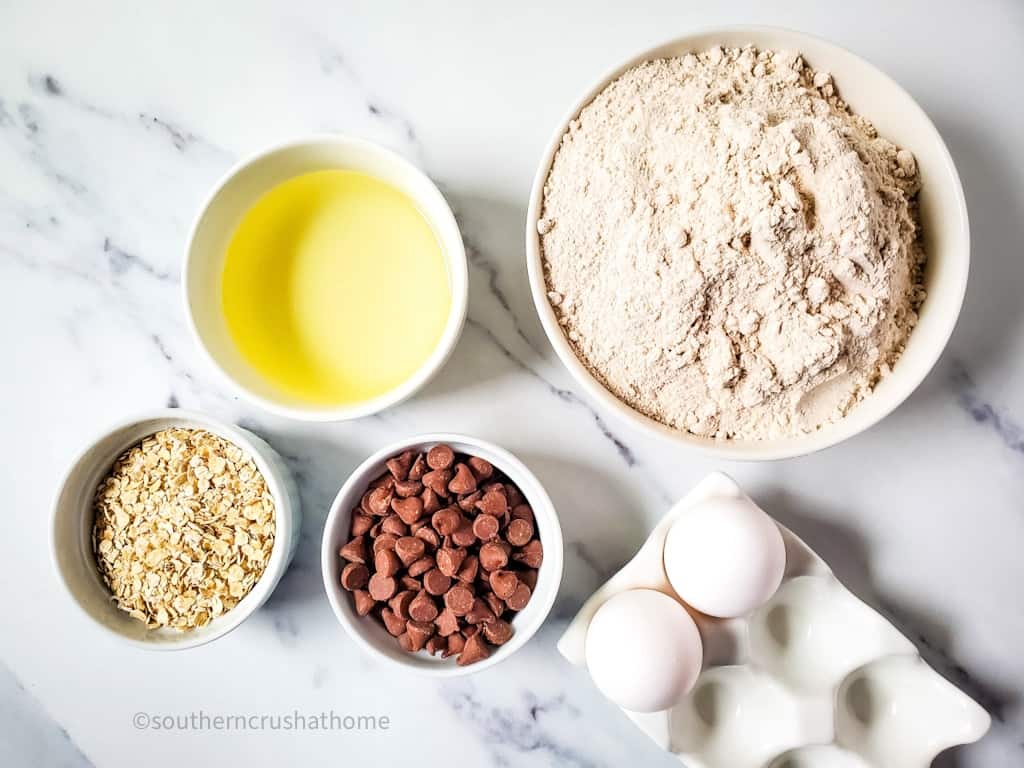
xmin=50 ymin=408 xmax=298 ymax=651
xmin=320 ymin=432 xmax=564 ymax=677
xmin=525 ymin=25 xmax=970 ymax=461
xmin=182 ymin=132 xmax=469 ymax=423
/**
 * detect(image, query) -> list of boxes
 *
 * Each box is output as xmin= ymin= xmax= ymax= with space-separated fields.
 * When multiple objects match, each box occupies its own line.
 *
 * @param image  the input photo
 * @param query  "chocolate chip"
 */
xmin=489 ymin=570 xmax=518 ymax=600
xmin=505 ymin=517 xmax=534 ymax=547
xmin=340 ymin=563 xmax=369 ymax=591
xmin=465 ymin=597 xmax=496 ymax=625
xmin=392 ymin=496 xmax=424 ymax=525
xmin=389 ymin=590 xmax=414 ymax=620
xmin=394 ymin=478 xmax=423 ymax=498
xmin=421 ymin=487 xmax=442 ymax=514
xmin=400 ymin=575 xmax=422 ymax=592
xmin=414 ymin=525 xmax=441 ymax=550
xmin=368 ymin=572 xmax=397 ymax=601
xmin=405 ymin=619 xmax=434 ymax=651
xmin=448 ymin=463 xmax=477 ymax=495
xmin=457 ymin=632 xmax=490 ymax=666
xmin=506 ymin=484 xmax=525 ymax=508
xmin=381 ymin=607 xmax=406 ymax=636
xmin=485 ymin=591 xmax=505 ymax=618
xmin=339 ymin=536 xmax=367 ymax=564
xmin=365 ymin=486 xmax=393 ymax=516
xmin=408 ymin=453 xmax=427 ymax=481
xmin=359 ymin=491 xmax=375 ymax=515
xmin=386 ymin=450 xmax=416 ymax=481
xmin=369 ymin=472 xmax=395 ymax=490
xmin=423 ymin=568 xmax=452 ymax=596
xmin=436 ymin=546 xmax=467 ymax=578
xmin=422 ymin=468 xmax=452 ymax=496
xmin=479 ymin=541 xmax=510 ymax=571
xmin=373 ymin=549 xmax=401 ymax=578
xmin=451 ymin=520 xmax=477 ymax=548
xmin=350 ymin=512 xmax=374 ymax=537
xmin=505 ymin=582 xmax=532 ymax=612
xmin=408 ymin=555 xmax=435 ymax=578
xmin=443 ymin=633 xmax=465 ymax=658
xmin=482 ymin=618 xmax=513 ymax=645
xmin=353 ymin=589 xmax=375 ymax=616
xmin=381 ymin=514 xmax=407 ymax=537
xmin=372 ymin=532 xmax=398 ymax=554
xmin=444 ymin=585 xmax=474 ymax=616
xmin=472 ymin=514 xmax=500 ymax=542
xmin=475 ymin=489 xmax=508 ymax=518
xmin=467 ymin=456 xmax=494 ymax=481
xmin=511 ymin=503 xmax=534 ymax=523
xmin=457 ymin=490 xmax=482 ymax=512
xmin=519 ymin=569 xmax=538 ymax=591
xmin=431 ymin=507 xmax=462 ymax=536
xmin=409 ymin=590 xmax=439 ymax=622
xmin=426 ymin=444 xmax=455 ymax=470
xmin=395 ymin=536 xmax=426 ymax=566
xmin=434 ymin=608 xmax=460 ymax=637
xmin=426 ymin=635 xmax=447 ymax=656
xmin=397 ymin=631 xmax=414 ymax=652
xmin=512 ymin=539 xmax=543 ymax=568
xmin=456 ymin=554 xmax=479 ymax=584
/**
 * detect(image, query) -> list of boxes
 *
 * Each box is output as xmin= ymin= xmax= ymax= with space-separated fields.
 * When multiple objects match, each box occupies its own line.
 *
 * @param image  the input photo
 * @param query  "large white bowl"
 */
xmin=321 ymin=434 xmax=564 ymax=677
xmin=526 ymin=27 xmax=969 ymax=460
xmin=184 ymin=134 xmax=468 ymax=422
xmin=51 ymin=410 xmax=302 ymax=650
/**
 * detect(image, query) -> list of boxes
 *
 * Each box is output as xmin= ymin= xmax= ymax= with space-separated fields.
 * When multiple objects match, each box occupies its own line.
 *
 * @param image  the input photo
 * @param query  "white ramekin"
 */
xmin=183 ymin=134 xmax=468 ymax=422
xmin=321 ymin=434 xmax=564 ymax=677
xmin=51 ymin=409 xmax=301 ymax=651
xmin=526 ymin=26 xmax=970 ymax=461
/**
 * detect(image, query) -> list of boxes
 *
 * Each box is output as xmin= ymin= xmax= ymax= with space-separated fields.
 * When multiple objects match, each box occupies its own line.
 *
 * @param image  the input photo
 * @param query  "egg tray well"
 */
xmin=558 ymin=473 xmax=990 ymax=768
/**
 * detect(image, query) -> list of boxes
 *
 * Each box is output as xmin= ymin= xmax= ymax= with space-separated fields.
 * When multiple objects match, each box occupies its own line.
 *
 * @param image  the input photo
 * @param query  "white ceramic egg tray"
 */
xmin=558 ymin=473 xmax=990 ymax=768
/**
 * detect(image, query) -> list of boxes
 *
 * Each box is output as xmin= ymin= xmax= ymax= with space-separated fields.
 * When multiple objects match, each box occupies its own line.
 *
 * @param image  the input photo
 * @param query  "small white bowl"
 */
xmin=51 ymin=409 xmax=302 ymax=651
xmin=184 ymin=134 xmax=468 ymax=422
xmin=321 ymin=434 xmax=564 ymax=677
xmin=526 ymin=27 xmax=970 ymax=460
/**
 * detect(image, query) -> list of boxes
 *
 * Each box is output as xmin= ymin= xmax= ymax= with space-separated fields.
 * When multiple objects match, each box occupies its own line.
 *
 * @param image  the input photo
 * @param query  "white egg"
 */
xmin=585 ymin=589 xmax=703 ymax=712
xmin=663 ymin=495 xmax=786 ymax=618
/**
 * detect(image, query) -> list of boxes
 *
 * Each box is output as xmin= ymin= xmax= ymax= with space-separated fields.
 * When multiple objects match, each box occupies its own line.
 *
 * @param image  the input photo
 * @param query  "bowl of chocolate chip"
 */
xmin=321 ymin=434 xmax=563 ymax=675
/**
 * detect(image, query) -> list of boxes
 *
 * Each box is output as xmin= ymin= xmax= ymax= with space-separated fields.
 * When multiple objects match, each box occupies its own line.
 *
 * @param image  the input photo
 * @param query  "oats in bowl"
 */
xmin=92 ymin=427 xmax=275 ymax=630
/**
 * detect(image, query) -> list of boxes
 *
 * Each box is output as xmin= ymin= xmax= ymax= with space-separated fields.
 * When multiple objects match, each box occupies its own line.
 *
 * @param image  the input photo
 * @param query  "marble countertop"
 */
xmin=3 ymin=1 xmax=1022 ymax=766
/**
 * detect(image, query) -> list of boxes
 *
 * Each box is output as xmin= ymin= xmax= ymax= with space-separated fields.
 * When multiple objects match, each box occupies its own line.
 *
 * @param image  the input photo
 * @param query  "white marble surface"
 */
xmin=2 ymin=1 xmax=1022 ymax=766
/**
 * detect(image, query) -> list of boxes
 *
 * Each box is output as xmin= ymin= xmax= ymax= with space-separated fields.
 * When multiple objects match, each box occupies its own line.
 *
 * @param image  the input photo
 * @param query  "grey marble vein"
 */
xmin=0 ymin=662 xmax=94 ymax=768
xmin=439 ymin=682 xmax=596 ymax=768
xmin=464 ymin=240 xmax=536 ymax=350
xmin=9 ymin=100 xmax=90 ymax=196
xmin=318 ymin=48 xmax=420 ymax=149
xmin=466 ymin=317 xmax=637 ymax=468
xmin=138 ymin=113 xmax=203 ymax=153
xmin=103 ymin=237 xmax=174 ymax=281
xmin=27 ymin=71 xmax=231 ymax=158
xmin=951 ymin=362 xmax=1024 ymax=454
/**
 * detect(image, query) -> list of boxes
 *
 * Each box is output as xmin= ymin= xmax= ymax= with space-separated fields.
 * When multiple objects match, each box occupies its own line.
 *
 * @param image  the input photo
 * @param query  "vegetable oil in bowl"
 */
xmin=221 ymin=169 xmax=451 ymax=405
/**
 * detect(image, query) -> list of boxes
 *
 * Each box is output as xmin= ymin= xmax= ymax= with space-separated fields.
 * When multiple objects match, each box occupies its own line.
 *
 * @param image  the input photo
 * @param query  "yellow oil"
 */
xmin=221 ymin=169 xmax=450 ymax=405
